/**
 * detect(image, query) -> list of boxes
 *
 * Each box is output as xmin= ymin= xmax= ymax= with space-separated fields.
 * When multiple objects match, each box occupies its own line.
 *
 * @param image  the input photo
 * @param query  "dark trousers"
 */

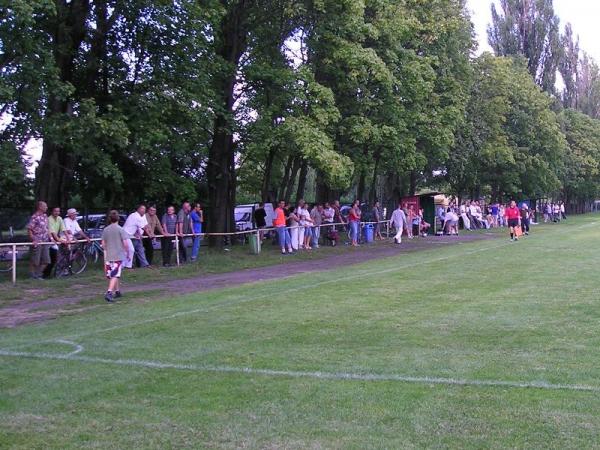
xmin=522 ymin=218 xmax=530 ymax=233
xmin=143 ymin=236 xmax=154 ymax=265
xmin=178 ymin=237 xmax=187 ymax=262
xmin=43 ymin=247 xmax=58 ymax=278
xmin=162 ymin=236 xmax=173 ymax=265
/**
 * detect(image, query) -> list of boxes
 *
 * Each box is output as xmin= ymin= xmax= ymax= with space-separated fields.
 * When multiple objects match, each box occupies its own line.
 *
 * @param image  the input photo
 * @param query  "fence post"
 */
xmin=386 ymin=221 xmax=390 ymax=238
xmin=175 ymin=235 xmax=180 ymax=266
xmin=11 ymin=244 xmax=16 ymax=285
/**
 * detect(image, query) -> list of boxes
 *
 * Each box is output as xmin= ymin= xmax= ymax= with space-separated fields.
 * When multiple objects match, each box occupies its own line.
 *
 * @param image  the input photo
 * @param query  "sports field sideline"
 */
xmin=2 ymin=215 xmax=600 ymax=448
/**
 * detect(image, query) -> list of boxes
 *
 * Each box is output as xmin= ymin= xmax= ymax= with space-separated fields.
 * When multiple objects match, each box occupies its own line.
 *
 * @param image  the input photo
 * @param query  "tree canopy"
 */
xmin=2 ymin=0 xmax=600 ymax=235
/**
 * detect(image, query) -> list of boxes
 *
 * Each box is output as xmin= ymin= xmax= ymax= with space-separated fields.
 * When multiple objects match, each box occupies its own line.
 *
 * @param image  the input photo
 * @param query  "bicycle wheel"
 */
xmin=84 ymin=242 xmax=100 ymax=264
xmin=55 ymin=256 xmax=70 ymax=278
xmin=0 ymin=251 xmax=13 ymax=273
xmin=71 ymin=251 xmax=87 ymax=275
xmin=91 ymin=245 xmax=100 ymax=263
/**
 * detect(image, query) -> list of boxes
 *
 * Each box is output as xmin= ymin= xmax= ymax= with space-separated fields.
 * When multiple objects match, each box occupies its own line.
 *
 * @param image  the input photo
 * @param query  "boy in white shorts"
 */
xmin=101 ymin=210 xmax=131 ymax=302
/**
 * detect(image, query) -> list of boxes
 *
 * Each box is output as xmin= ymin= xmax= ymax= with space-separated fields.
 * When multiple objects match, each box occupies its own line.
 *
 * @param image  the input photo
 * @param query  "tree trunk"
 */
xmin=295 ymin=160 xmax=308 ymax=201
xmin=369 ymin=156 xmax=380 ymax=203
xmin=279 ymin=154 xmax=294 ymax=200
xmin=284 ymin=156 xmax=301 ymax=203
xmin=315 ymin=173 xmax=331 ymax=203
xmin=409 ymin=171 xmax=417 ymax=196
xmin=261 ymin=148 xmax=276 ymax=202
xmin=35 ymin=0 xmax=90 ymax=209
xmin=207 ymin=0 xmax=253 ymax=247
xmin=357 ymin=170 xmax=366 ymax=201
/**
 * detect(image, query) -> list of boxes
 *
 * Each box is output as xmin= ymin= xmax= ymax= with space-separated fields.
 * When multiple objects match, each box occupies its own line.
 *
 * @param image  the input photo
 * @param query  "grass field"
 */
xmin=2 ymin=215 xmax=600 ymax=448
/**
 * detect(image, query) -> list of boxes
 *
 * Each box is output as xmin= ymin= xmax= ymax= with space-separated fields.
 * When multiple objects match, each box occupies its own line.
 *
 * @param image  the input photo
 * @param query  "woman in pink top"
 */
xmin=348 ymin=200 xmax=361 ymax=247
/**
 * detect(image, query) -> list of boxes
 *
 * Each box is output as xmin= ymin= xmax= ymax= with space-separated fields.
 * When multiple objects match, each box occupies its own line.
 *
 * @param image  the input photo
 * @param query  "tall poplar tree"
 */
xmin=488 ymin=0 xmax=561 ymax=93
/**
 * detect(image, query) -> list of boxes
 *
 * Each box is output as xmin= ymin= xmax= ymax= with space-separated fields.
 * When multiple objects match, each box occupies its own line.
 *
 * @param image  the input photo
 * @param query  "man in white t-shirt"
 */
xmin=390 ymin=204 xmax=407 ymax=244
xmin=64 ymin=209 xmax=90 ymax=242
xmin=123 ymin=204 xmax=150 ymax=268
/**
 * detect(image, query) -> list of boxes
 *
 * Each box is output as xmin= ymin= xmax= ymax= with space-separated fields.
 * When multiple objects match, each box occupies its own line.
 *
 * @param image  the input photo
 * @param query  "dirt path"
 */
xmin=0 ymin=233 xmax=497 ymax=328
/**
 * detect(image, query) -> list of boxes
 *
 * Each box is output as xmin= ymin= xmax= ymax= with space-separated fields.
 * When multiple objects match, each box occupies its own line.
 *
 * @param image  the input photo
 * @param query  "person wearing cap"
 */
xmin=64 ymin=208 xmax=90 ymax=242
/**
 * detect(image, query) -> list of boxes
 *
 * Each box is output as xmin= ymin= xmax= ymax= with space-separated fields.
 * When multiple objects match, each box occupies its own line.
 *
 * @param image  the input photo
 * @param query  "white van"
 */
xmin=234 ymin=203 xmax=275 ymax=231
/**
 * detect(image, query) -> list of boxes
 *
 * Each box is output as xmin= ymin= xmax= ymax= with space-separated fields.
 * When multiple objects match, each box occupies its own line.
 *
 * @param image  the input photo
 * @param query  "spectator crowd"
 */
xmin=438 ymin=200 xmax=566 ymax=235
xmin=22 ymin=197 xmax=567 ymax=301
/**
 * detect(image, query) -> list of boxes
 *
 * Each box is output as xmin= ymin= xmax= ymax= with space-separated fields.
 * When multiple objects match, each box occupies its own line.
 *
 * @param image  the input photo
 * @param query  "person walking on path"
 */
xmin=190 ymin=203 xmax=204 ymax=261
xmin=101 ymin=210 xmax=131 ymax=302
xmin=390 ymin=203 xmax=407 ymax=245
xmin=504 ymin=200 xmax=521 ymax=241
xmin=27 ymin=201 xmax=51 ymax=279
xmin=273 ymin=200 xmax=293 ymax=254
xmin=123 ymin=204 xmax=150 ymax=268
xmin=144 ymin=205 xmax=164 ymax=265
xmin=161 ymin=206 xmax=177 ymax=266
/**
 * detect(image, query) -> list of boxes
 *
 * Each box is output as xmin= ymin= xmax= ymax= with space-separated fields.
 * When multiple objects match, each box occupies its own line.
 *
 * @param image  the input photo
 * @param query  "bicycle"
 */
xmin=54 ymin=242 xmax=88 ymax=277
xmin=83 ymin=240 xmax=103 ymax=264
xmin=0 ymin=247 xmax=16 ymax=273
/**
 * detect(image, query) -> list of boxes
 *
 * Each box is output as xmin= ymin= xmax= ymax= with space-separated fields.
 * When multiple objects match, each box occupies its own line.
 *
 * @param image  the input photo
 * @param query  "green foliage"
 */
xmin=3 ymin=0 xmax=600 ymax=218
xmin=0 ymin=142 xmax=31 ymax=207
xmin=488 ymin=0 xmax=561 ymax=93
xmin=448 ymin=53 xmax=565 ymax=200
xmin=559 ymin=109 xmax=600 ymax=202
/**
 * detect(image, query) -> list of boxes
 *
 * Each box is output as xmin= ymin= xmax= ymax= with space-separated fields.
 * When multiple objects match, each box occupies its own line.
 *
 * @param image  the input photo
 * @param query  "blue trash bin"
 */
xmin=363 ymin=224 xmax=374 ymax=243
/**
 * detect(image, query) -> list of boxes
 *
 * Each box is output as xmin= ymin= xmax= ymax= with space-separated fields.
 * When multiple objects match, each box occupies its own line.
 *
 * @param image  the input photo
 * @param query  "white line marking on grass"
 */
xmin=55 ymin=339 xmax=84 ymax=356
xmin=1 ymin=348 xmax=599 ymax=393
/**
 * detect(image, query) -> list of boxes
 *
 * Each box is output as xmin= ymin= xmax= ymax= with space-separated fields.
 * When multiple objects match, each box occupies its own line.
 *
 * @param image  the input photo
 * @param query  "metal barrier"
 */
xmin=0 ymin=221 xmax=391 ymax=285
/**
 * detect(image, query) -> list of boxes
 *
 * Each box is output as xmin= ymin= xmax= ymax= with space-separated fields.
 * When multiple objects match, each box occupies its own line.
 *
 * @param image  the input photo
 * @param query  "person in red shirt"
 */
xmin=504 ymin=200 xmax=521 ymax=241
